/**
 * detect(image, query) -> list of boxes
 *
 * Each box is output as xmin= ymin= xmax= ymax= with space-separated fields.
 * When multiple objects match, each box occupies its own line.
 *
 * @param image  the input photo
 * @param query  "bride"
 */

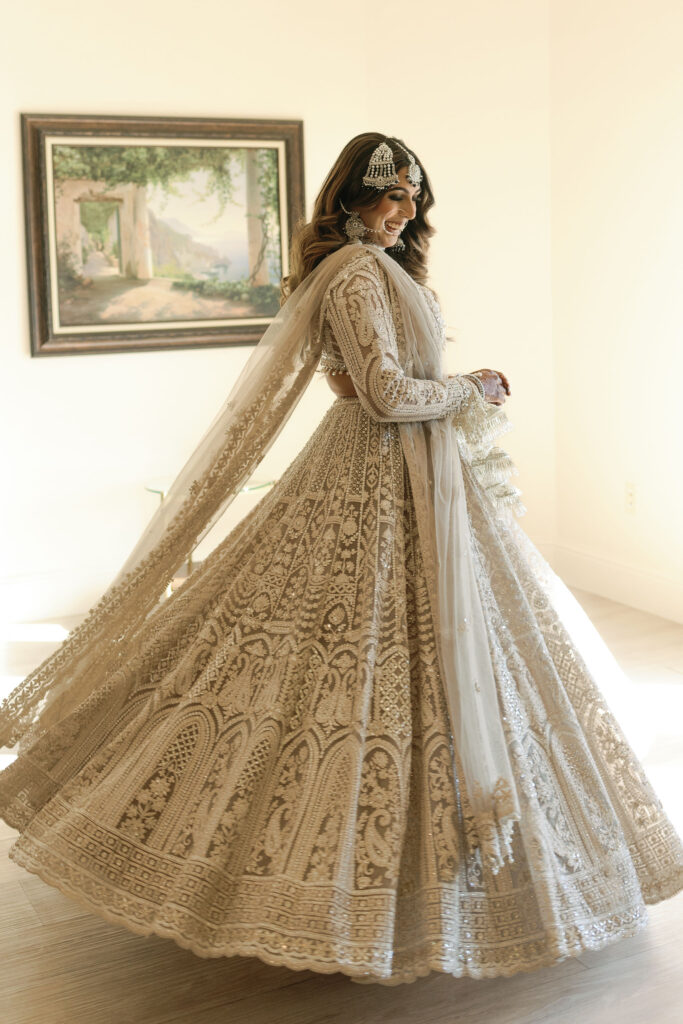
xmin=1 ymin=132 xmax=681 ymax=985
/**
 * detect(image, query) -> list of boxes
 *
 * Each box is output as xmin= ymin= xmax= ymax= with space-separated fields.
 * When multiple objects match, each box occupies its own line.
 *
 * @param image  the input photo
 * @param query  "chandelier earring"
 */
xmin=339 ymin=199 xmax=368 ymax=242
xmin=389 ymin=234 xmax=406 ymax=252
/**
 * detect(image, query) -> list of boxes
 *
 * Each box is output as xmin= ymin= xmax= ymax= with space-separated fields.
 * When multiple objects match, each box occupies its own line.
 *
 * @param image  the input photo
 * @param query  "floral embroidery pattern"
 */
xmin=1 ymin=252 xmax=680 ymax=983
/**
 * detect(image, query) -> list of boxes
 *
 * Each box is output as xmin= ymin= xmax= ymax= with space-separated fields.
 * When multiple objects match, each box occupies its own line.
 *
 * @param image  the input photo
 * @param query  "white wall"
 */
xmin=1 ymin=0 xmax=555 ymax=622
xmin=550 ymin=0 xmax=683 ymax=622
xmin=373 ymin=1 xmax=555 ymax=549
xmin=0 ymin=0 xmax=370 ymax=620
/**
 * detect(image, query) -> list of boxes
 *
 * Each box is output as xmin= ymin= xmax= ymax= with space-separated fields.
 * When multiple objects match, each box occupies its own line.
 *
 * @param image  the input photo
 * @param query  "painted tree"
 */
xmin=53 ymin=145 xmax=281 ymax=282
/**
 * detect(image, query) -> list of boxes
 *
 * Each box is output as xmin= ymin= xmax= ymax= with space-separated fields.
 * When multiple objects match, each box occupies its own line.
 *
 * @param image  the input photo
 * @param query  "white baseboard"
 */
xmin=551 ymin=544 xmax=683 ymax=626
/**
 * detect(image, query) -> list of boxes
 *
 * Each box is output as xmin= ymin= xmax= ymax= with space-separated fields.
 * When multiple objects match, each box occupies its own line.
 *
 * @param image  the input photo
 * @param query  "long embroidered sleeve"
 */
xmin=321 ymin=248 xmax=475 ymax=423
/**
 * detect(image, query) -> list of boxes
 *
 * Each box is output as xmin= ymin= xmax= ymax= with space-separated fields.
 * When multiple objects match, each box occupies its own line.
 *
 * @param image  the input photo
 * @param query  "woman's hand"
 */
xmin=469 ymin=368 xmax=511 ymax=405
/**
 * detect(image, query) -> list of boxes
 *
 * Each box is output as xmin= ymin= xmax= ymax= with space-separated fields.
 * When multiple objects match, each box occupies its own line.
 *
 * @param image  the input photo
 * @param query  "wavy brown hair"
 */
xmin=281 ymin=132 xmax=435 ymax=301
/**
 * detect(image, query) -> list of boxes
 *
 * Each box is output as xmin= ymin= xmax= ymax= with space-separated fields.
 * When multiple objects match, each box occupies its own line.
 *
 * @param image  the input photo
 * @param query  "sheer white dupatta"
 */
xmin=369 ymin=245 xmax=522 ymax=873
xmin=0 ymin=244 xmax=363 ymax=750
xmin=1 ymin=239 xmax=523 ymax=875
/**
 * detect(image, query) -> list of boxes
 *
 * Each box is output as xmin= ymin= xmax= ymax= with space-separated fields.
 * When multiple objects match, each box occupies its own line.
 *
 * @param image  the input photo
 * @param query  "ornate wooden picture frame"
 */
xmin=22 ymin=114 xmax=305 ymax=356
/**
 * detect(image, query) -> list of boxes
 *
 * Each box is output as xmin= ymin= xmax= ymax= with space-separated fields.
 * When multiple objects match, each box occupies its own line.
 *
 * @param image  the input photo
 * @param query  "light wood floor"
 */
xmin=1 ymin=590 xmax=681 ymax=1024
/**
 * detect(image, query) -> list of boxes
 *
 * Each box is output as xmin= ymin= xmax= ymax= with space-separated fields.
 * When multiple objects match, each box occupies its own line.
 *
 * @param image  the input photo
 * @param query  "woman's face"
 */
xmin=357 ymin=165 xmax=420 ymax=247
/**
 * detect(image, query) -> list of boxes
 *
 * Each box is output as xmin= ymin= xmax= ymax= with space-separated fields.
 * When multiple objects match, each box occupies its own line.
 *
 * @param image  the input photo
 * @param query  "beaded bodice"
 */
xmin=313 ymin=245 xmax=470 ymax=424
xmin=318 ymin=250 xmax=447 ymax=377
xmin=318 ymin=322 xmax=353 ymax=376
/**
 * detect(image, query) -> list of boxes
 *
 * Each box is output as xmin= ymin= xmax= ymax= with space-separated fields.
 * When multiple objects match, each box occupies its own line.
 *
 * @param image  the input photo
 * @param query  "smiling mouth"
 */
xmin=384 ymin=221 xmax=405 ymax=233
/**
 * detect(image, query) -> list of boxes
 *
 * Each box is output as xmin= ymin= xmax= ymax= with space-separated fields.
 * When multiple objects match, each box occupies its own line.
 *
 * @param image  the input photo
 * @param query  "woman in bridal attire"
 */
xmin=0 ymin=133 xmax=681 ymax=986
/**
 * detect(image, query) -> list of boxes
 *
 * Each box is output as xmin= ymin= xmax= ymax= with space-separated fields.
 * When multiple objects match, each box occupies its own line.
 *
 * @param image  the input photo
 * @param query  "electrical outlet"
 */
xmin=625 ymin=481 xmax=636 ymax=514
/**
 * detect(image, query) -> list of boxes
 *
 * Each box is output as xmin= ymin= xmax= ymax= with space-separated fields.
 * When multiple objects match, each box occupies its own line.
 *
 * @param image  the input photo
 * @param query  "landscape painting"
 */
xmin=22 ymin=116 xmax=305 ymax=355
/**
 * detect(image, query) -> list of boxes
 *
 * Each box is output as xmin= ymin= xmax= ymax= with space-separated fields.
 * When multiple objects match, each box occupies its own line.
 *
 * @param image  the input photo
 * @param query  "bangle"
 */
xmin=462 ymin=373 xmax=485 ymax=399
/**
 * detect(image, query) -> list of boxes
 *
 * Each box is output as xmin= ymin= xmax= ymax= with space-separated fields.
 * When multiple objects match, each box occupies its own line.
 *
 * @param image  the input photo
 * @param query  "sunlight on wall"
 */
xmin=0 ymin=623 xmax=69 ymax=643
xmin=1 ymin=0 xmax=554 ymax=623
xmin=550 ymin=0 xmax=683 ymax=624
xmin=2 ymin=2 xmax=682 ymax=635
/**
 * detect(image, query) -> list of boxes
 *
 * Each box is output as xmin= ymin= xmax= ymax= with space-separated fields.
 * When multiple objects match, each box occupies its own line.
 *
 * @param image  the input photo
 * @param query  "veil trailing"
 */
xmin=1 ymin=240 xmax=524 ymax=872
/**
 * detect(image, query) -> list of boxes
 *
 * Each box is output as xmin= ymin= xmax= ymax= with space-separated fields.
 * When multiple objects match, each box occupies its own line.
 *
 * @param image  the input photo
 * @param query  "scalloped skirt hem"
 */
xmin=3 ymin=398 xmax=683 ymax=987
xmin=8 ymin=835 xmax=677 ymax=987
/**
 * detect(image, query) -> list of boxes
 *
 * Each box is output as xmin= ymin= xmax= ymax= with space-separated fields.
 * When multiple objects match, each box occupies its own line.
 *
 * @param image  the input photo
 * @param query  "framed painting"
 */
xmin=21 ymin=114 xmax=305 ymax=356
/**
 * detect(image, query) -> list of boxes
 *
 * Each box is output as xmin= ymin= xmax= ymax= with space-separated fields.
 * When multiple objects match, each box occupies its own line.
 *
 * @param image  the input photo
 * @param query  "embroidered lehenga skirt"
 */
xmin=1 ymin=395 xmax=681 ymax=984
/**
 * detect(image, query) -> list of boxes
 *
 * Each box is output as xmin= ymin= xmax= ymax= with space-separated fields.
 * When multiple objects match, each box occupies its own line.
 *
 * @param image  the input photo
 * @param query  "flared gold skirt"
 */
xmin=1 ymin=397 xmax=681 ymax=983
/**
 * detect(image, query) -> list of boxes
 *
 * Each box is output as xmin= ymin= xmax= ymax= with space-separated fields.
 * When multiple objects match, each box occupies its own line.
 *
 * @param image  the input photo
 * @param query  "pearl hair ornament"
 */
xmin=361 ymin=138 xmax=423 ymax=190
xmin=362 ymin=141 xmax=400 ymax=189
xmin=392 ymin=140 xmax=423 ymax=187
